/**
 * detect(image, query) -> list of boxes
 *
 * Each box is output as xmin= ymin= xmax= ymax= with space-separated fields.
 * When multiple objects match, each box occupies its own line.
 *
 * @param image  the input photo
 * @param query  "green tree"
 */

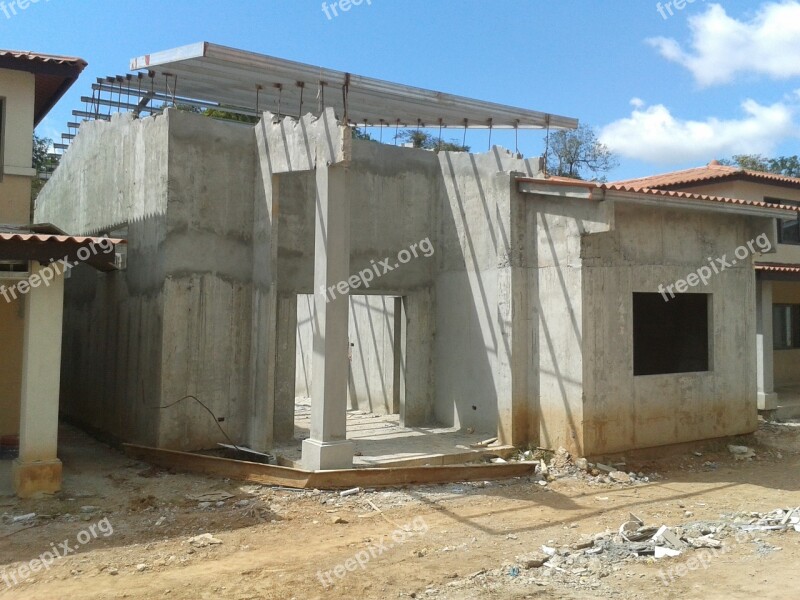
xmin=31 ymin=134 xmax=54 ymax=201
xmin=395 ymin=129 xmax=470 ymax=153
xmin=545 ymin=124 xmax=618 ymax=181
xmin=721 ymin=154 xmax=800 ymax=177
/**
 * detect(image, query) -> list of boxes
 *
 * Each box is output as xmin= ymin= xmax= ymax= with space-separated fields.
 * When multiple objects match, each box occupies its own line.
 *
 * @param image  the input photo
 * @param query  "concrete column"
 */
xmin=400 ymin=289 xmax=435 ymax=427
xmin=13 ymin=262 xmax=65 ymax=497
xmin=274 ymin=293 xmax=298 ymax=441
xmin=302 ymin=164 xmax=355 ymax=470
xmin=756 ymin=278 xmax=778 ymax=411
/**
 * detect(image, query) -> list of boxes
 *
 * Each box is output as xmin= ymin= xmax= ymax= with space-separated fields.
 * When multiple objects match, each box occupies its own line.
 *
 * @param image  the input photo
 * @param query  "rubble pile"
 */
xmin=445 ymin=507 xmax=800 ymax=593
xmin=511 ymin=446 xmax=660 ymax=487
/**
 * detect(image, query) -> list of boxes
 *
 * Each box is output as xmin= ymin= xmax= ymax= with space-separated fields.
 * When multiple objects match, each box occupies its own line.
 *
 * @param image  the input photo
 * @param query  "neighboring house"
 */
xmin=614 ymin=161 xmax=800 ymax=419
xmin=0 ymin=50 xmax=123 ymax=498
xmin=33 ymin=44 xmax=800 ymax=468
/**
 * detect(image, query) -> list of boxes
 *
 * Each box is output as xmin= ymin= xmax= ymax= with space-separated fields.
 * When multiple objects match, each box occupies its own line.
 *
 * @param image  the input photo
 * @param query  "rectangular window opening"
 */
xmin=773 ymin=304 xmax=800 ymax=350
xmin=633 ymin=292 xmax=711 ymax=376
xmin=765 ymin=197 xmax=800 ymax=245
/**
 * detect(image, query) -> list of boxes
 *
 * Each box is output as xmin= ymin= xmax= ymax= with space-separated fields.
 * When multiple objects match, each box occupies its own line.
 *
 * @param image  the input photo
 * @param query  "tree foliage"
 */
xmin=545 ymin=124 xmax=618 ymax=181
xmin=31 ymin=134 xmax=54 ymax=201
xmin=720 ymin=154 xmax=800 ymax=177
xmin=395 ymin=129 xmax=470 ymax=153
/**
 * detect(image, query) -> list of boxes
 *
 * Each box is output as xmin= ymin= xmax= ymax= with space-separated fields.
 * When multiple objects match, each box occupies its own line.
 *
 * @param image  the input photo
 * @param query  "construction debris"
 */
xmin=447 ymin=506 xmax=800 ymax=594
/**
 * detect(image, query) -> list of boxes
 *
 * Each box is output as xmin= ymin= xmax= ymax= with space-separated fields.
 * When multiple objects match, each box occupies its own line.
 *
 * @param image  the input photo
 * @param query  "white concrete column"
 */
xmin=13 ymin=261 xmax=65 ymax=497
xmin=756 ymin=278 xmax=778 ymax=411
xmin=302 ymin=163 xmax=355 ymax=470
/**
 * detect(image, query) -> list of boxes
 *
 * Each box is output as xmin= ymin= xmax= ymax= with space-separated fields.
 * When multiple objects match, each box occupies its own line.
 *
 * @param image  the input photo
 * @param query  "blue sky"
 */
xmin=3 ymin=0 xmax=799 ymax=180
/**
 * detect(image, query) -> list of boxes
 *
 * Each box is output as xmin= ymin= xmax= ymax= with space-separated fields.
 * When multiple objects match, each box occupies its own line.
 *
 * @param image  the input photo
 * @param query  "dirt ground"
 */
xmin=1 ymin=422 xmax=800 ymax=600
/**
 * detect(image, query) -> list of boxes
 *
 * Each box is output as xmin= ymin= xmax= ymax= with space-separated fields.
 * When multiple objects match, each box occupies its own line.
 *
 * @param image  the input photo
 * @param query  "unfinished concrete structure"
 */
xmin=35 ymin=43 xmax=800 ymax=467
xmin=615 ymin=163 xmax=800 ymax=420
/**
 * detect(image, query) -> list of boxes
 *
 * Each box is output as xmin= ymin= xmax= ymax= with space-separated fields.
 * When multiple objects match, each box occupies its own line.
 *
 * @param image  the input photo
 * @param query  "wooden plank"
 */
xmin=123 ymin=444 xmax=311 ymax=488
xmin=123 ymin=444 xmax=536 ymax=490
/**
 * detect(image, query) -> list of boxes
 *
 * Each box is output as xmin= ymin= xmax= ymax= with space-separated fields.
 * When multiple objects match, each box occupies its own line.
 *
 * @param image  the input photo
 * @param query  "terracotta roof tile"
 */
xmin=612 ymin=161 xmax=800 ymax=189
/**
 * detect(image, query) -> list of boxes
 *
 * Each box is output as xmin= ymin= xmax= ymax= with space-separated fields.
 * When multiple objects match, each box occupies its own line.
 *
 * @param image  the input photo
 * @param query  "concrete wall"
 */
xmin=296 ymin=294 xmax=398 ymax=414
xmin=676 ymin=180 xmax=800 ymax=266
xmin=580 ymin=203 xmax=767 ymax=455
xmin=36 ymin=112 xmax=171 ymax=446
xmin=36 ymin=109 xmax=257 ymax=450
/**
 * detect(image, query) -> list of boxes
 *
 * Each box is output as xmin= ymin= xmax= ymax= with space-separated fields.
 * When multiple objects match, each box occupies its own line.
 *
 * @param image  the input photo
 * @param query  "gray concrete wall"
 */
xmin=434 ymin=149 xmax=542 ymax=436
xmin=580 ymin=203 xmax=767 ymax=455
xmin=296 ymin=294 xmax=398 ymax=414
xmin=36 ymin=109 xmax=257 ymax=450
xmin=35 ymin=112 xmax=170 ymax=445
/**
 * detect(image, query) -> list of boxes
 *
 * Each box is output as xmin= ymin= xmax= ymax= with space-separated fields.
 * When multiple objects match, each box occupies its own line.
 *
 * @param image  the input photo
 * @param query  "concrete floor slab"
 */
xmin=273 ymin=399 xmax=507 ymax=467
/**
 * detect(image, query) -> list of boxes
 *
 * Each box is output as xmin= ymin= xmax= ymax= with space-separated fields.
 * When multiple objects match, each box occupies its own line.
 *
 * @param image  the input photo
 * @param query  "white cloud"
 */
xmin=599 ymin=99 xmax=797 ymax=164
xmin=649 ymin=2 xmax=800 ymax=86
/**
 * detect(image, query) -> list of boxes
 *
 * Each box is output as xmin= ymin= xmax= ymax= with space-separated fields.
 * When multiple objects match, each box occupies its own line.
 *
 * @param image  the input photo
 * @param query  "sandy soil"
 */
xmin=1 ymin=422 xmax=800 ymax=600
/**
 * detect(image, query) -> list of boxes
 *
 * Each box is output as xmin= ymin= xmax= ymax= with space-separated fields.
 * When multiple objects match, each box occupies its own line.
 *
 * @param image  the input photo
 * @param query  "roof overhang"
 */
xmin=755 ymin=262 xmax=800 ymax=281
xmin=0 ymin=232 xmax=124 ymax=272
xmin=0 ymin=50 xmax=87 ymax=126
xmin=129 ymin=42 xmax=578 ymax=130
xmin=517 ymin=178 xmax=800 ymax=219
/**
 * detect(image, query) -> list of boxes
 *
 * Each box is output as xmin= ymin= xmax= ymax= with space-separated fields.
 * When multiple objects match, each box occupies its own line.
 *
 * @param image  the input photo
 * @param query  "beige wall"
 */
xmin=773 ymin=281 xmax=800 ymax=387
xmin=0 ymin=68 xmax=35 ymax=224
xmin=0 ymin=288 xmax=23 ymax=437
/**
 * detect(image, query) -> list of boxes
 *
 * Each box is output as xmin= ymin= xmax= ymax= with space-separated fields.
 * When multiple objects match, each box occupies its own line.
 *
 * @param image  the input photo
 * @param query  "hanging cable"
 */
xmin=438 ymin=119 xmax=443 ymax=150
xmin=488 ymin=118 xmax=493 ymax=151
xmin=379 ymin=119 xmax=385 ymax=143
xmin=255 ymin=84 xmax=262 ymax=117
xmin=543 ymin=115 xmax=551 ymax=176
xmin=463 ymin=119 xmax=468 ymax=148
xmin=514 ymin=120 xmax=520 ymax=155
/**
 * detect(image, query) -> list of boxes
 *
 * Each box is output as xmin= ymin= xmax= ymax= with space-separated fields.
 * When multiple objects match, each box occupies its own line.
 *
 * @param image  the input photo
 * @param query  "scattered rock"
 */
xmin=609 ymin=471 xmax=631 ymax=484
xmin=332 ymin=516 xmax=348 ymax=524
xmin=188 ymin=533 xmax=223 ymax=548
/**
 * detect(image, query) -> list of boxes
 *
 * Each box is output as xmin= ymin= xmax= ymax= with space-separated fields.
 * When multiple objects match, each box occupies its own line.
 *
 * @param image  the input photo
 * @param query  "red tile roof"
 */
xmin=516 ymin=177 xmax=800 ymax=215
xmin=755 ymin=263 xmax=800 ymax=274
xmin=613 ymin=160 xmax=800 ymax=190
xmin=0 ymin=50 xmax=86 ymax=68
xmin=0 ymin=49 xmax=87 ymax=126
xmin=0 ymin=232 xmax=124 ymax=272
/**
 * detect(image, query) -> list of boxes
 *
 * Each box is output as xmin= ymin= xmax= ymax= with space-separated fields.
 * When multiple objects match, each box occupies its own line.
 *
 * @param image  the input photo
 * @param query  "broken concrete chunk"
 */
xmin=595 ymin=463 xmax=614 ymax=473
xmin=686 ymin=536 xmax=722 ymax=549
xmin=728 ymin=445 xmax=755 ymax=460
xmin=575 ymin=458 xmax=589 ymax=471
xmin=609 ymin=471 xmax=631 ymax=483
xmin=188 ymin=533 xmax=223 ymax=548
xmin=655 ymin=546 xmax=682 ymax=559
xmin=652 ymin=526 xmax=684 ymax=550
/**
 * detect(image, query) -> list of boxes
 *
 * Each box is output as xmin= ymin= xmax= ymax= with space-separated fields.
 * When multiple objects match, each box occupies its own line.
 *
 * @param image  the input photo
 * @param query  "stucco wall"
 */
xmin=773 ymin=280 xmax=800 ymax=386
xmin=0 ymin=292 xmax=23 ymax=437
xmin=0 ymin=68 xmax=35 ymax=224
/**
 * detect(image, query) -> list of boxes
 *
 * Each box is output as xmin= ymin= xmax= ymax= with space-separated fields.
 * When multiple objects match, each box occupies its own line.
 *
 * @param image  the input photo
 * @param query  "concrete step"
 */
xmin=774 ymin=402 xmax=800 ymax=421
